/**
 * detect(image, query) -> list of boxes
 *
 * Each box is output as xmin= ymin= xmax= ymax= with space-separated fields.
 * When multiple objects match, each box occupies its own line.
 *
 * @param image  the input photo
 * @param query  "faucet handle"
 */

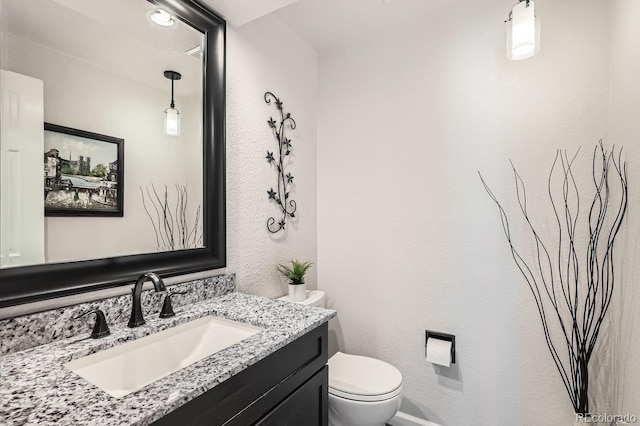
xmin=159 ymin=290 xmax=188 ymax=318
xmin=74 ymin=308 xmax=111 ymax=339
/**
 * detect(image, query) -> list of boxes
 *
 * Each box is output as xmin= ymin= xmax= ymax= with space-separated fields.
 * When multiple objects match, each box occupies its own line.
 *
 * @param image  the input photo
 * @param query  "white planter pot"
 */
xmin=288 ymin=282 xmax=307 ymax=302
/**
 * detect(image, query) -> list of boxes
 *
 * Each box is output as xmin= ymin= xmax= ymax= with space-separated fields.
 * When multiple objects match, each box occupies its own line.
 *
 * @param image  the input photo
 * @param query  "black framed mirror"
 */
xmin=0 ymin=0 xmax=226 ymax=308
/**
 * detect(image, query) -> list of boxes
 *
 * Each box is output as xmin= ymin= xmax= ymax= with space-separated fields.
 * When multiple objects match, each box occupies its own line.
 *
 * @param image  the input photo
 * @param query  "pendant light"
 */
xmin=506 ymin=0 xmax=540 ymax=60
xmin=163 ymin=71 xmax=181 ymax=136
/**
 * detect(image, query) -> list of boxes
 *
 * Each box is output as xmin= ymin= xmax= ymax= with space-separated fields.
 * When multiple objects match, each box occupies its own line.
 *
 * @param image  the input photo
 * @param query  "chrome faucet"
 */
xmin=128 ymin=272 xmax=166 ymax=328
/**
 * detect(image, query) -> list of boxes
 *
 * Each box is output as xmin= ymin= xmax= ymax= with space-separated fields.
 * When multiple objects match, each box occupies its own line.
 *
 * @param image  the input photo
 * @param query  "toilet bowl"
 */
xmin=278 ymin=291 xmax=403 ymax=426
xmin=328 ymin=351 xmax=403 ymax=426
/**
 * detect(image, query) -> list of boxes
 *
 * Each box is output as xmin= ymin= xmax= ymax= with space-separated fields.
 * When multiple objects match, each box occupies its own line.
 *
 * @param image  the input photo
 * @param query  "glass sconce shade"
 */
xmin=507 ymin=0 xmax=540 ymax=60
xmin=164 ymin=107 xmax=180 ymax=136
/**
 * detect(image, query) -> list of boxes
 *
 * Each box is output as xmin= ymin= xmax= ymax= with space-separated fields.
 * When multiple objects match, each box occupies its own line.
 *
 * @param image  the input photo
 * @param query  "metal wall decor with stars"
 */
xmin=264 ymin=91 xmax=297 ymax=233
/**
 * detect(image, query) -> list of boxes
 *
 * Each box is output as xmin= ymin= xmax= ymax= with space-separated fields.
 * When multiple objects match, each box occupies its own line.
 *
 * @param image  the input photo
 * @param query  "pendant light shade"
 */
xmin=164 ymin=106 xmax=180 ymax=136
xmin=506 ymin=0 xmax=540 ymax=60
xmin=163 ymin=70 xmax=181 ymax=136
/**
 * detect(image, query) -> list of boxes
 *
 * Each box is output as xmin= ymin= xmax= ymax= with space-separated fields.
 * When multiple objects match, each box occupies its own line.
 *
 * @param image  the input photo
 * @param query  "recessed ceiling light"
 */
xmin=147 ymin=8 xmax=177 ymax=28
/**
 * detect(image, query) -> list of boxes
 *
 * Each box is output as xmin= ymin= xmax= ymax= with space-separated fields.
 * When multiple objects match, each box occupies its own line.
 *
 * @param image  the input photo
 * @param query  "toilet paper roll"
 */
xmin=426 ymin=337 xmax=452 ymax=367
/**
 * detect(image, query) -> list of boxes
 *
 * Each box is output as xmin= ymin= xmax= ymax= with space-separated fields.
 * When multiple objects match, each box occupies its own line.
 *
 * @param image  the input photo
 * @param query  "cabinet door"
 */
xmin=255 ymin=366 xmax=328 ymax=426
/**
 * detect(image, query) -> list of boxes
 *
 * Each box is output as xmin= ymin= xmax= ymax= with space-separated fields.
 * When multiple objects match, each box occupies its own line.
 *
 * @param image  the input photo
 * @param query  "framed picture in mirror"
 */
xmin=44 ymin=123 xmax=124 ymax=217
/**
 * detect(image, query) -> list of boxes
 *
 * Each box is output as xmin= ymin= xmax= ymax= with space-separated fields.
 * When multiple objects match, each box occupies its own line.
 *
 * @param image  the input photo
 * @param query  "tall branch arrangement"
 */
xmin=264 ymin=91 xmax=297 ymax=234
xmin=140 ymin=183 xmax=202 ymax=251
xmin=479 ymin=142 xmax=628 ymax=414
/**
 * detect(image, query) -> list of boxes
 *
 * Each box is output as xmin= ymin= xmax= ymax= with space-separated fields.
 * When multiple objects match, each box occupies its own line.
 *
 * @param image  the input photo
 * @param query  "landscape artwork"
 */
xmin=44 ymin=123 xmax=124 ymax=216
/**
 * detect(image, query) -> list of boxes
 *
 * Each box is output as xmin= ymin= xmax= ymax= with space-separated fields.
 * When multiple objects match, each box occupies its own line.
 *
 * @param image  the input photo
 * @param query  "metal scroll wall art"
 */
xmin=264 ymin=91 xmax=297 ymax=234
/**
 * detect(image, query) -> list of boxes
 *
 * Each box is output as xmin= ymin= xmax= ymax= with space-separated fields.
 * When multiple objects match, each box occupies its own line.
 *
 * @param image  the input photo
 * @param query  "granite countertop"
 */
xmin=0 ymin=292 xmax=336 ymax=426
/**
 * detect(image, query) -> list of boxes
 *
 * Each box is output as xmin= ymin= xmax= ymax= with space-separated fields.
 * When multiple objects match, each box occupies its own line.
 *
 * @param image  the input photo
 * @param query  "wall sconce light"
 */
xmin=163 ymin=70 xmax=181 ymax=137
xmin=506 ymin=0 xmax=540 ymax=60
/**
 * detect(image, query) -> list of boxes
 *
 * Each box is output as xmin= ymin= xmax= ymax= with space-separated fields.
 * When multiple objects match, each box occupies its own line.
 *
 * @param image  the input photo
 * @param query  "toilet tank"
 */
xmin=278 ymin=290 xmax=325 ymax=308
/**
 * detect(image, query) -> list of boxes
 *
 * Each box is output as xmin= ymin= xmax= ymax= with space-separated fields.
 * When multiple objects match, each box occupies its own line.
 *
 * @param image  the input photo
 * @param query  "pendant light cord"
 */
xmin=170 ymin=77 xmax=175 ymax=109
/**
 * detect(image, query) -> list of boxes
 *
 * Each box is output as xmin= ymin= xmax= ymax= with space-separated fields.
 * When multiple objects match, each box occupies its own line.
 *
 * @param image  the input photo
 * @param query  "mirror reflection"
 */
xmin=0 ymin=0 xmax=204 ymax=269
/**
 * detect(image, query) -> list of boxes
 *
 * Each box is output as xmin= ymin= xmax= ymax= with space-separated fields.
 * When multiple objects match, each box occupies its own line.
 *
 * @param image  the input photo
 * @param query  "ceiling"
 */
xmin=200 ymin=0 xmax=299 ymax=27
xmin=3 ymin=0 xmax=481 ymax=92
xmin=2 ymin=0 xmax=203 ymax=96
xmin=199 ymin=0 xmax=482 ymax=53
xmin=273 ymin=0 xmax=474 ymax=52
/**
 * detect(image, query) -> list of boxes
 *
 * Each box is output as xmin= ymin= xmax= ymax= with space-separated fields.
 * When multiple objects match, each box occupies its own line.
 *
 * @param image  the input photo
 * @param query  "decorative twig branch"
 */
xmin=264 ymin=91 xmax=297 ymax=233
xmin=140 ymin=183 xmax=202 ymax=251
xmin=479 ymin=141 xmax=628 ymax=415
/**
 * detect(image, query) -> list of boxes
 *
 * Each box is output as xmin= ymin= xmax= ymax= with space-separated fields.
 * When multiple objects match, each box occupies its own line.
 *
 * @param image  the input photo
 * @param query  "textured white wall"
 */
xmin=224 ymin=15 xmax=319 ymax=297
xmin=317 ymin=0 xmax=626 ymax=424
xmin=609 ymin=0 xmax=640 ymax=416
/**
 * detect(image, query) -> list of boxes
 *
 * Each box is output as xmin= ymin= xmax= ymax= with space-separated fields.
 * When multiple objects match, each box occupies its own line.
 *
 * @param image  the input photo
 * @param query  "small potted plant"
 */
xmin=277 ymin=259 xmax=313 ymax=302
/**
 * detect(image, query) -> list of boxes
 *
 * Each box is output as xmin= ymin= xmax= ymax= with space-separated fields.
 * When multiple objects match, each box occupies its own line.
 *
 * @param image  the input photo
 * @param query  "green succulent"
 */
xmin=277 ymin=260 xmax=313 ymax=285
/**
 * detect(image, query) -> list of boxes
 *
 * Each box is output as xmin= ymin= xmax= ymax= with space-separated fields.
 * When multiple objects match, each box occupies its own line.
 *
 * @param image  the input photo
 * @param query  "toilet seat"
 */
xmin=328 ymin=352 xmax=403 ymax=402
xmin=329 ymin=384 xmax=403 ymax=402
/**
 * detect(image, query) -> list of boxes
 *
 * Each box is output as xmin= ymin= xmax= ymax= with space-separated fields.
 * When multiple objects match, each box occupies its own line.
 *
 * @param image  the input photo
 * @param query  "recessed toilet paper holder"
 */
xmin=425 ymin=330 xmax=456 ymax=364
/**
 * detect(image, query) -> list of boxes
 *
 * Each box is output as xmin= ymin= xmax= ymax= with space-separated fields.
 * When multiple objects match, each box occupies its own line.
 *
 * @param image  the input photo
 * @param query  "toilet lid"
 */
xmin=328 ymin=352 xmax=402 ymax=401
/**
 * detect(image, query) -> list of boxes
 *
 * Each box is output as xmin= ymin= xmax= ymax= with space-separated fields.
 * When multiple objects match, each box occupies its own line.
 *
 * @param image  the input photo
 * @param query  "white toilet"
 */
xmin=279 ymin=291 xmax=403 ymax=426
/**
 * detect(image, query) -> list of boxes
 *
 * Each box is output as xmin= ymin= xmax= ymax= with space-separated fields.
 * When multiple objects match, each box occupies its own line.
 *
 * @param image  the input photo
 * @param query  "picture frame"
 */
xmin=44 ymin=123 xmax=124 ymax=217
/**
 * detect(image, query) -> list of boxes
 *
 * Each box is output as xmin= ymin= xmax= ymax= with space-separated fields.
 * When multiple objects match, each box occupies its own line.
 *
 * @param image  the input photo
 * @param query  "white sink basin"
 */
xmin=64 ymin=316 xmax=262 ymax=398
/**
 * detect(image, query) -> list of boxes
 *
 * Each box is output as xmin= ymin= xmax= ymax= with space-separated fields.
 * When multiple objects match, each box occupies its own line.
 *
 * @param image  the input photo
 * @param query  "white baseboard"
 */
xmin=388 ymin=411 xmax=440 ymax=426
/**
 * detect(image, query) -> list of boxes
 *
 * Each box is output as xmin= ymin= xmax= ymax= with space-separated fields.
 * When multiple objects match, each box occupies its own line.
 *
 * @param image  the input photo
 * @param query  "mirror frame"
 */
xmin=0 ymin=0 xmax=226 ymax=308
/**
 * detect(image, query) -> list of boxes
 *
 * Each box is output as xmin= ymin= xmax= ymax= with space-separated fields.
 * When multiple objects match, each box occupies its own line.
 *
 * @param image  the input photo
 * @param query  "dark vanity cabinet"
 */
xmin=153 ymin=323 xmax=328 ymax=426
